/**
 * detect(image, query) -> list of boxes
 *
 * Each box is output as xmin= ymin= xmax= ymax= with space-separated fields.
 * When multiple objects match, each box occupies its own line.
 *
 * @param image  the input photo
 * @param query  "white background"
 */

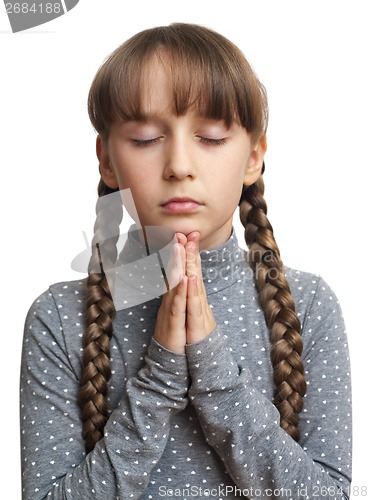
xmin=1 ymin=1 xmax=368 ymax=498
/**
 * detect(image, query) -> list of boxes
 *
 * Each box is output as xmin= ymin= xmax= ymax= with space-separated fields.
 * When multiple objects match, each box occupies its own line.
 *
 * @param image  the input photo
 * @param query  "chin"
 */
xmin=169 ymin=222 xmax=201 ymax=237
xmin=141 ymin=218 xmax=200 ymax=237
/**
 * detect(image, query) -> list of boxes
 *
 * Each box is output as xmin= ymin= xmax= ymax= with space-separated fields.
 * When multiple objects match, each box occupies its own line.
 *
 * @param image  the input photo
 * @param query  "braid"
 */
xmin=79 ymin=180 xmax=121 ymax=453
xmin=239 ymin=177 xmax=307 ymax=441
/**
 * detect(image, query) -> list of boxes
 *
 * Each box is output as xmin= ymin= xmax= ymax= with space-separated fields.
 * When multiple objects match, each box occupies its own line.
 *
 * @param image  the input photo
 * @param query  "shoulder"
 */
xmin=23 ymin=279 xmax=88 ymax=373
xmin=285 ymin=266 xmax=323 ymax=307
xmin=48 ymin=278 xmax=87 ymax=312
xmin=27 ymin=278 xmax=87 ymax=312
xmin=25 ymin=278 xmax=87 ymax=334
xmin=284 ymin=266 xmax=342 ymax=316
xmin=284 ymin=266 xmax=347 ymax=346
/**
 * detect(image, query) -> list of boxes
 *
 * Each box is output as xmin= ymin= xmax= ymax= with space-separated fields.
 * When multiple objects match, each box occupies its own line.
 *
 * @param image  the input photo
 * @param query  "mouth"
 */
xmin=161 ymin=198 xmax=203 ymax=214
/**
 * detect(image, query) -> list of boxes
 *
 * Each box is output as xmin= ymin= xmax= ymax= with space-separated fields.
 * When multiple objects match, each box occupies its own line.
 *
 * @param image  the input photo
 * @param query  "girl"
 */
xmin=20 ymin=23 xmax=352 ymax=499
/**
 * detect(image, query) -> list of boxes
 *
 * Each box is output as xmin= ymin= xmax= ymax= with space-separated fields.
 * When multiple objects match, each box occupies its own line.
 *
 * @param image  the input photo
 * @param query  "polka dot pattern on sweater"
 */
xmin=20 ymin=230 xmax=352 ymax=499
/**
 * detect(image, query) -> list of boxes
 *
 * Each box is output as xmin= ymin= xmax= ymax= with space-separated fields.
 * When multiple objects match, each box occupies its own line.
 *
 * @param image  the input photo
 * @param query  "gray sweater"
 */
xmin=20 ymin=231 xmax=352 ymax=499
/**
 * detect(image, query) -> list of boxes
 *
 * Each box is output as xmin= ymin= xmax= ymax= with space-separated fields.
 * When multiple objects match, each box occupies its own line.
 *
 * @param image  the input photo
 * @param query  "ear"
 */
xmin=96 ymin=135 xmax=119 ymax=189
xmin=243 ymin=135 xmax=267 ymax=187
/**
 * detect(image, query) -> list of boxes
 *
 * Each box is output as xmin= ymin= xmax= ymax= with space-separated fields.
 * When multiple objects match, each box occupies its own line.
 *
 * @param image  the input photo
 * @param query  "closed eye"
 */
xmin=132 ymin=136 xmax=227 ymax=147
xmin=132 ymin=137 xmax=161 ymax=147
xmin=198 ymin=137 xmax=227 ymax=146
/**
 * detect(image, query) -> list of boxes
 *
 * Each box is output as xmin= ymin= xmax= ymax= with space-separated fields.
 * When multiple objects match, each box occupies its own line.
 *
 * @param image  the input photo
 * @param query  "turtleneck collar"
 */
xmin=200 ymin=230 xmax=248 ymax=295
xmin=120 ymin=225 xmax=248 ymax=296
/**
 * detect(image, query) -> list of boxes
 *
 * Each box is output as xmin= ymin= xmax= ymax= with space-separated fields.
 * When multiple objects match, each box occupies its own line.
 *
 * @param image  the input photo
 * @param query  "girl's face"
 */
xmin=98 ymin=56 xmax=266 ymax=250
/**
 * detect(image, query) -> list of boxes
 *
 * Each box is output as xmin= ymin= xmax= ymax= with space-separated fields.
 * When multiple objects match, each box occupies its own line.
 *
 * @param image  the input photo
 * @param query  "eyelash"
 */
xmin=198 ymin=137 xmax=226 ymax=146
xmin=132 ymin=138 xmax=161 ymax=147
xmin=132 ymin=137 xmax=227 ymax=147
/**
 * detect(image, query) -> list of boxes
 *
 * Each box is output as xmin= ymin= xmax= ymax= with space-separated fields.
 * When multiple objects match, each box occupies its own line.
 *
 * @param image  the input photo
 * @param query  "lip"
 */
xmin=161 ymin=198 xmax=203 ymax=213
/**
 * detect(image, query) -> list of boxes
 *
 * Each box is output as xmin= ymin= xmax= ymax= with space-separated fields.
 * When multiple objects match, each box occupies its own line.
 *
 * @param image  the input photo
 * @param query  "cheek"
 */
xmin=111 ymin=159 xmax=148 ymax=191
xmin=212 ymin=157 xmax=247 ymax=190
xmin=213 ymin=164 xmax=245 ymax=208
xmin=122 ymin=176 xmax=153 ymax=216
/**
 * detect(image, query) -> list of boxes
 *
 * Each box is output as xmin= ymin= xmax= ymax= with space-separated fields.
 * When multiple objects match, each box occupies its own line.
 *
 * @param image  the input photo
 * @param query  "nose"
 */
xmin=163 ymin=133 xmax=196 ymax=181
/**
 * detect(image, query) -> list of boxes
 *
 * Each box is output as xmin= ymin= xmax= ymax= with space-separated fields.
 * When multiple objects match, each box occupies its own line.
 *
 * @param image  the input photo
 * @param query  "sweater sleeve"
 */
xmin=186 ymin=277 xmax=352 ymax=500
xmin=20 ymin=289 xmax=189 ymax=500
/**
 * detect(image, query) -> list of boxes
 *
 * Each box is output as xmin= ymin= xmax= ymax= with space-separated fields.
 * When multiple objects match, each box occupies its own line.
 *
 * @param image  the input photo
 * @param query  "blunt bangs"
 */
xmin=88 ymin=23 xmax=268 ymax=141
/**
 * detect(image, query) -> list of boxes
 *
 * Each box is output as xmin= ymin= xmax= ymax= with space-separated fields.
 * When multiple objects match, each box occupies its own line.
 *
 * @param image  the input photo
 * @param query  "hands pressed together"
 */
xmin=154 ymin=231 xmax=217 ymax=354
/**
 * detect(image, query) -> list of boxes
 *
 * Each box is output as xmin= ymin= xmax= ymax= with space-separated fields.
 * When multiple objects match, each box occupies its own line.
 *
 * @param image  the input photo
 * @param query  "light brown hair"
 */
xmin=79 ymin=22 xmax=306 ymax=453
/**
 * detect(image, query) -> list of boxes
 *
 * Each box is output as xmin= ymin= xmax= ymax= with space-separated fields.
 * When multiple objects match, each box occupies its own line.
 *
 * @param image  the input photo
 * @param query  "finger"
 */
xmin=196 ymin=249 xmax=207 ymax=295
xmin=186 ymin=231 xmax=200 ymax=242
xmin=187 ymin=274 xmax=199 ymax=298
xmin=155 ymin=276 xmax=188 ymax=353
xmin=190 ymin=238 xmax=205 ymax=289
xmin=175 ymin=232 xmax=187 ymax=246
xmin=185 ymin=241 xmax=199 ymax=280
xmin=165 ymin=242 xmax=184 ymax=291
xmin=178 ymin=241 xmax=186 ymax=278
xmin=185 ymin=232 xmax=200 ymax=261
xmin=167 ymin=275 xmax=188 ymax=320
xmin=187 ymin=273 xmax=217 ymax=344
xmin=187 ymin=274 xmax=201 ymax=316
xmin=186 ymin=274 xmax=204 ymax=342
xmin=171 ymin=235 xmax=187 ymax=284
xmin=185 ymin=240 xmax=207 ymax=298
xmin=166 ymin=275 xmax=187 ymax=336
